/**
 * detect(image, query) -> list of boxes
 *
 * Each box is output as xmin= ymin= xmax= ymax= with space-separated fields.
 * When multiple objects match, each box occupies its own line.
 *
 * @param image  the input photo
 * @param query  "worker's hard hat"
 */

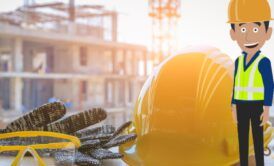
xmin=119 ymin=46 xmax=274 ymax=165
xmin=228 ymin=0 xmax=274 ymax=23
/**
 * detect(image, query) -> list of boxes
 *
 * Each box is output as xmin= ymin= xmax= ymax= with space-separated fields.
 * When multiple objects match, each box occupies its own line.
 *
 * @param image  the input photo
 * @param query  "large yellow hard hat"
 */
xmin=119 ymin=46 xmax=274 ymax=165
xmin=228 ymin=0 xmax=274 ymax=23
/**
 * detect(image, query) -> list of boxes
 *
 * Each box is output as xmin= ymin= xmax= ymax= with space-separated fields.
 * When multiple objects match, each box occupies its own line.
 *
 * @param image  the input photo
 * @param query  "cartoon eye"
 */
xmin=241 ymin=27 xmax=247 ymax=33
xmin=253 ymin=27 xmax=259 ymax=33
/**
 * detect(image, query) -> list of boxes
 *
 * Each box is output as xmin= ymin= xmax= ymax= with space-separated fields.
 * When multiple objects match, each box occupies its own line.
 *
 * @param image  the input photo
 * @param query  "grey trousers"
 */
xmin=236 ymin=102 xmax=264 ymax=166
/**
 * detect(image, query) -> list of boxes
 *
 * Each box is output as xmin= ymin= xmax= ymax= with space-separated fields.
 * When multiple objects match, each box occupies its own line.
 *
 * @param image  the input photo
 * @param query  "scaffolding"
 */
xmin=0 ymin=1 xmax=149 ymax=127
xmin=149 ymin=0 xmax=181 ymax=64
xmin=0 ymin=0 xmax=118 ymax=41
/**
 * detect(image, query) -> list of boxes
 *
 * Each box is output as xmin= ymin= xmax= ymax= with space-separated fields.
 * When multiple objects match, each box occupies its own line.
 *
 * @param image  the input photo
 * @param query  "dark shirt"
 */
xmin=231 ymin=51 xmax=274 ymax=106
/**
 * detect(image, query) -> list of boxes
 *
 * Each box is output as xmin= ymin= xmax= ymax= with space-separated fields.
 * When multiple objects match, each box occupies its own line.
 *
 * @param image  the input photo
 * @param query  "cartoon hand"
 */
xmin=231 ymin=104 xmax=237 ymax=125
xmin=260 ymin=106 xmax=270 ymax=126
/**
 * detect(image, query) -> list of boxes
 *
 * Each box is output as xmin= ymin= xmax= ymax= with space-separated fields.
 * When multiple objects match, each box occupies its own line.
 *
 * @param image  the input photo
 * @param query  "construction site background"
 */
xmin=0 ymin=0 xmax=151 ymax=129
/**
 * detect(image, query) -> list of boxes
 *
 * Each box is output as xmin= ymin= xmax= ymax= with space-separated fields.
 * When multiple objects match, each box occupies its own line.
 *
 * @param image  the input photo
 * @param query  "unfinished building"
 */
xmin=0 ymin=2 xmax=149 ymax=125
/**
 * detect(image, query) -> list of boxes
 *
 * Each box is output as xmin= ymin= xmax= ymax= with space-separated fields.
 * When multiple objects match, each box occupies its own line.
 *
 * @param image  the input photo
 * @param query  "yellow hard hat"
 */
xmin=228 ymin=0 xmax=274 ymax=23
xmin=119 ymin=46 xmax=274 ymax=165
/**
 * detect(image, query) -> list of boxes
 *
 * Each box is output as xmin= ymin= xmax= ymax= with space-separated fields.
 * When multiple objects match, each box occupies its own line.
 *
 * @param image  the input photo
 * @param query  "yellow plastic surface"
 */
xmin=0 ymin=131 xmax=81 ymax=166
xmin=119 ymin=46 xmax=274 ymax=166
xmin=227 ymin=0 xmax=274 ymax=23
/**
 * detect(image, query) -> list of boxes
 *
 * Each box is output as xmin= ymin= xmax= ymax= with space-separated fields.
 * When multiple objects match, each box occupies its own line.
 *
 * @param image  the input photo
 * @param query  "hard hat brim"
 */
xmin=227 ymin=18 xmax=274 ymax=24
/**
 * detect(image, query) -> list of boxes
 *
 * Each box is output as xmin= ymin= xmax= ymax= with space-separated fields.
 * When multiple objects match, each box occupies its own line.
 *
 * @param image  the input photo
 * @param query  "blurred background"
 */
xmin=0 ymin=0 xmax=274 ymax=134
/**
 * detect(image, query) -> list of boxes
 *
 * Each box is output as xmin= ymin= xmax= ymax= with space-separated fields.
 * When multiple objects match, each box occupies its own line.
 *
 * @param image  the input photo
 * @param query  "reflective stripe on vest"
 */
xmin=234 ymin=54 xmax=265 ymax=100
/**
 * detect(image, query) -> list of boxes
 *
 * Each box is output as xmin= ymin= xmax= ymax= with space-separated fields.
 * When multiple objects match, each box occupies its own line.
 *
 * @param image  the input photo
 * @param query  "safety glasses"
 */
xmin=0 ymin=131 xmax=81 ymax=166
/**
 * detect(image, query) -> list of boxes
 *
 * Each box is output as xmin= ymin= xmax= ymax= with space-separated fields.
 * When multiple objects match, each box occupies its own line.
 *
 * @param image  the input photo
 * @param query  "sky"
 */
xmin=1 ymin=0 xmax=274 ymax=62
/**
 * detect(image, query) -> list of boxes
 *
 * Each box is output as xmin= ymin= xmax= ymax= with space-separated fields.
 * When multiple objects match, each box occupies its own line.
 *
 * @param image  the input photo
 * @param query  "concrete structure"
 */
xmin=0 ymin=2 xmax=149 ymax=126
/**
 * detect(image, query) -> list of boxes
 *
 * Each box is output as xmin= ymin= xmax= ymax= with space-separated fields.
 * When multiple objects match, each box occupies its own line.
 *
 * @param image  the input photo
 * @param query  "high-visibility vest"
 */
xmin=234 ymin=54 xmax=265 ymax=100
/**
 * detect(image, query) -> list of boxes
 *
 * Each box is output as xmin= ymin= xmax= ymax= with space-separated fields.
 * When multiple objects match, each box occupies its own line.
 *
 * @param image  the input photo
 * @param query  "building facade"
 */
xmin=0 ymin=3 xmax=149 ymax=124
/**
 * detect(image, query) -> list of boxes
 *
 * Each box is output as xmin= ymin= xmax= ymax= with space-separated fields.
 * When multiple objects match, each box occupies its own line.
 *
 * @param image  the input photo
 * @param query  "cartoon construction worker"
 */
xmin=228 ymin=0 xmax=274 ymax=165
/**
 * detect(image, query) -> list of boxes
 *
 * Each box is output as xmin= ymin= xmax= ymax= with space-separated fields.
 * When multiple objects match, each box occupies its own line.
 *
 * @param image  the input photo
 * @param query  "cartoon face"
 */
xmin=230 ymin=22 xmax=272 ymax=53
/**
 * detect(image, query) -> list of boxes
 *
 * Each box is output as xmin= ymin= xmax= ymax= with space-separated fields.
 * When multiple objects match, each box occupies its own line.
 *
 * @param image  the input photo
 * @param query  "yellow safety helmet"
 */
xmin=228 ymin=0 xmax=274 ymax=23
xmin=119 ymin=46 xmax=274 ymax=165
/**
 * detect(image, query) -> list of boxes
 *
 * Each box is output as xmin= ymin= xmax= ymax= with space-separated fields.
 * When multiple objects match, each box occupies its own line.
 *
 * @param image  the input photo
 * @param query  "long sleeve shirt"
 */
xmin=231 ymin=51 xmax=274 ymax=106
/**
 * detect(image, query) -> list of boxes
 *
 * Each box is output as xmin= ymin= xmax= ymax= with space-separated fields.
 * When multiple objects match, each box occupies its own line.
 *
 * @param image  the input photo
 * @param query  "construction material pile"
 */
xmin=0 ymin=102 xmax=136 ymax=166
